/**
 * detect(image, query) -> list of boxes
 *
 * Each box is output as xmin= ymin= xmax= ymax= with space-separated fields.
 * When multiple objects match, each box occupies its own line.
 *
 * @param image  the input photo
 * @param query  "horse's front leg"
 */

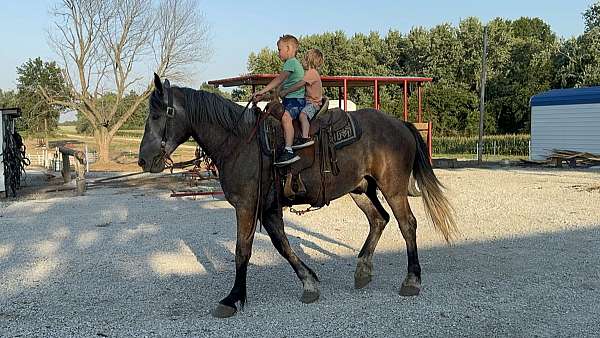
xmin=262 ymin=206 xmax=320 ymax=304
xmin=211 ymin=205 xmax=257 ymax=318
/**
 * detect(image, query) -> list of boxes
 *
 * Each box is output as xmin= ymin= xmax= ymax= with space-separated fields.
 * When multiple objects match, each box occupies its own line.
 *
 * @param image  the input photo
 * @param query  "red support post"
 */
xmin=338 ymin=87 xmax=342 ymax=109
xmin=417 ymin=84 xmax=423 ymax=123
xmin=344 ymin=79 xmax=348 ymax=111
xmin=374 ymin=79 xmax=379 ymax=109
xmin=403 ymin=80 xmax=408 ymax=121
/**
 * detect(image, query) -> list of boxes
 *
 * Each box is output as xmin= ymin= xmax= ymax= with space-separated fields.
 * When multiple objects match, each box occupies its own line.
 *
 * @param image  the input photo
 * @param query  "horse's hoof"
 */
xmin=300 ymin=290 xmax=320 ymax=304
xmin=399 ymin=277 xmax=421 ymax=297
xmin=399 ymin=284 xmax=420 ymax=296
xmin=211 ymin=303 xmax=237 ymax=318
xmin=354 ymin=273 xmax=372 ymax=289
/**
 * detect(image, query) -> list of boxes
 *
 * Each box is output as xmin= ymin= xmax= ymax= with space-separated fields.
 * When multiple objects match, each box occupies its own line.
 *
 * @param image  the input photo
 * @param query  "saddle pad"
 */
xmin=329 ymin=112 xmax=362 ymax=148
xmin=258 ymin=113 xmax=362 ymax=157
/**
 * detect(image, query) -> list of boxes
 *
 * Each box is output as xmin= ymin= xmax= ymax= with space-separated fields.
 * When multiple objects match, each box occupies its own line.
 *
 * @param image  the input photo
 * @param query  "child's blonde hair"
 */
xmin=277 ymin=34 xmax=299 ymax=52
xmin=303 ymin=49 xmax=324 ymax=69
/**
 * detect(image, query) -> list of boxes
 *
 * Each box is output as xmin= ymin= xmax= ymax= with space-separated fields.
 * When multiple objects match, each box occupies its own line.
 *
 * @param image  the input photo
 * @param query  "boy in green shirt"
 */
xmin=253 ymin=34 xmax=313 ymax=166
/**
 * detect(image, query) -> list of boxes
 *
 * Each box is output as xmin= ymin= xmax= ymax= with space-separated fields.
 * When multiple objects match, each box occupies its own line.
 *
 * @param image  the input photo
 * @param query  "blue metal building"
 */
xmin=530 ymin=87 xmax=600 ymax=160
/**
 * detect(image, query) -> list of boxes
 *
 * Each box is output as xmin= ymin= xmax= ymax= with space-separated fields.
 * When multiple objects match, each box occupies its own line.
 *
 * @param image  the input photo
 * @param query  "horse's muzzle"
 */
xmin=138 ymin=156 xmax=165 ymax=173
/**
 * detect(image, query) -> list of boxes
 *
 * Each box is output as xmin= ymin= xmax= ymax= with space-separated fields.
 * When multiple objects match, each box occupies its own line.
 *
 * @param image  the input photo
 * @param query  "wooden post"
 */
xmin=61 ymin=153 xmax=71 ymax=183
xmin=58 ymin=146 xmax=87 ymax=195
xmin=44 ymin=118 xmax=49 ymax=150
xmin=85 ymin=144 xmax=89 ymax=172
xmin=75 ymin=160 xmax=86 ymax=195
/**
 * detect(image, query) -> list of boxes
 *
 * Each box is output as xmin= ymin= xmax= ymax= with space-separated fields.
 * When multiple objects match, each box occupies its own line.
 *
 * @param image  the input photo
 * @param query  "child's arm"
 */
xmin=253 ymin=71 xmax=290 ymax=99
xmin=279 ymin=80 xmax=306 ymax=99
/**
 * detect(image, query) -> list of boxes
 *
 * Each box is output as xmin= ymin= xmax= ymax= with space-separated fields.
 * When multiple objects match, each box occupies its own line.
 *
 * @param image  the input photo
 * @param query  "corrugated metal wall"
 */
xmin=531 ymin=103 xmax=600 ymax=160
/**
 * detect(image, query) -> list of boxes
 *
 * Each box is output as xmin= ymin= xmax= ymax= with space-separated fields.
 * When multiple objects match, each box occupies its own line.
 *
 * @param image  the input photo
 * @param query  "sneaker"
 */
xmin=291 ymin=137 xmax=315 ymax=150
xmin=274 ymin=150 xmax=300 ymax=166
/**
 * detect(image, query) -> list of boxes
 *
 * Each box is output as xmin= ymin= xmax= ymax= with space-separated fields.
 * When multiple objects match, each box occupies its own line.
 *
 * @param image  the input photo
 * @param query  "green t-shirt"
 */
xmin=281 ymin=57 xmax=305 ymax=99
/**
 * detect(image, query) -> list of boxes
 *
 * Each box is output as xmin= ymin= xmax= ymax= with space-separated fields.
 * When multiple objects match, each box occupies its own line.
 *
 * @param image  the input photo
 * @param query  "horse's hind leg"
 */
xmin=350 ymin=178 xmax=390 ymax=289
xmin=262 ymin=207 xmax=320 ymax=304
xmin=380 ymin=187 xmax=421 ymax=296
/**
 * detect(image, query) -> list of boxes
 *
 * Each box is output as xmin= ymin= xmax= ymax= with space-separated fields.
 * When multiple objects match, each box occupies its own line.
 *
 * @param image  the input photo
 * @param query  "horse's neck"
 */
xmin=189 ymin=119 xmax=256 ymax=171
xmin=190 ymin=123 xmax=236 ymax=166
xmin=184 ymin=92 xmax=255 ymax=167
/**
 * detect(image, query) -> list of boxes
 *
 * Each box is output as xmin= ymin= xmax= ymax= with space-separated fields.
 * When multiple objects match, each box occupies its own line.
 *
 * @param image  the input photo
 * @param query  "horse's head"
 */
xmin=138 ymin=73 xmax=191 ymax=173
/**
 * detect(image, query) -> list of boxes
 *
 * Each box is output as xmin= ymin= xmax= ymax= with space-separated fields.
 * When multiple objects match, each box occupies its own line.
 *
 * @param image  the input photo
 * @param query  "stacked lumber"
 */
xmin=520 ymin=149 xmax=600 ymax=168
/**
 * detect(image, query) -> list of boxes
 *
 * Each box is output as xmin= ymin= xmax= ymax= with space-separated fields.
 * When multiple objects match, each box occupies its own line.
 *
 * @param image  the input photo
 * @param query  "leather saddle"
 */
xmin=258 ymin=97 xmax=362 ymax=207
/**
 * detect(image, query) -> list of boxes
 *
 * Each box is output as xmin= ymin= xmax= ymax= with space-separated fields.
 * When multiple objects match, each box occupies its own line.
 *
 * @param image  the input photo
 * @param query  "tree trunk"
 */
xmin=44 ymin=118 xmax=49 ymax=150
xmin=94 ymin=127 xmax=112 ymax=163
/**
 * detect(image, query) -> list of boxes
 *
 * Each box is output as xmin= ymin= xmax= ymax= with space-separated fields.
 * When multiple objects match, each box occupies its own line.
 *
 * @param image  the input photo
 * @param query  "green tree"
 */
xmin=247 ymin=48 xmax=282 ymax=74
xmin=240 ymin=14 xmax=592 ymax=136
xmin=199 ymin=82 xmax=232 ymax=100
xmin=15 ymin=57 xmax=66 ymax=139
xmin=553 ymin=37 xmax=583 ymax=88
xmin=487 ymin=18 xmax=557 ymax=133
xmin=553 ymin=2 xmax=600 ymax=88
xmin=457 ymin=17 xmax=484 ymax=91
xmin=428 ymin=24 xmax=462 ymax=83
xmin=583 ymin=1 xmax=600 ymax=31
xmin=578 ymin=27 xmax=600 ymax=86
xmin=0 ymin=89 xmax=17 ymax=109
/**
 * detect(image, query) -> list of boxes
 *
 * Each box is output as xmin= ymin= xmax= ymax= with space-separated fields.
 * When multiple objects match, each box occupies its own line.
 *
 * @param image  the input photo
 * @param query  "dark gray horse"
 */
xmin=138 ymin=74 xmax=457 ymax=318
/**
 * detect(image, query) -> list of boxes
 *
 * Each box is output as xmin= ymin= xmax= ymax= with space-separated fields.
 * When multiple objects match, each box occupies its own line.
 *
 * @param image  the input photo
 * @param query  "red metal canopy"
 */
xmin=208 ymin=74 xmax=432 ymax=122
xmin=208 ymin=74 xmax=431 ymax=88
xmin=209 ymin=74 xmax=433 ymax=161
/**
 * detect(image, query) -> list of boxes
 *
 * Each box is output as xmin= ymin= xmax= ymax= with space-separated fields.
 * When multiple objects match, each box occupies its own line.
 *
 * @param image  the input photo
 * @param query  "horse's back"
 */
xmin=349 ymin=108 xmax=416 ymax=147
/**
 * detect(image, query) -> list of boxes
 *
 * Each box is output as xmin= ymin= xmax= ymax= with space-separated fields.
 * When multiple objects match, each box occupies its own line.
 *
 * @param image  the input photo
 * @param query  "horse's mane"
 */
xmin=151 ymin=86 xmax=254 ymax=135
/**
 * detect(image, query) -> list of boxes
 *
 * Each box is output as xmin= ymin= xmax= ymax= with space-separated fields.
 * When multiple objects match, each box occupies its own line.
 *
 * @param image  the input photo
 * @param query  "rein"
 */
xmin=236 ymin=99 xmax=253 ymax=127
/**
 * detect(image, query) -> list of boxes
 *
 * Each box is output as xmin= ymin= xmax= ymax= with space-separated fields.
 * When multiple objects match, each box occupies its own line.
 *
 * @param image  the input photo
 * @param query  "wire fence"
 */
xmin=26 ymin=148 xmax=98 ymax=171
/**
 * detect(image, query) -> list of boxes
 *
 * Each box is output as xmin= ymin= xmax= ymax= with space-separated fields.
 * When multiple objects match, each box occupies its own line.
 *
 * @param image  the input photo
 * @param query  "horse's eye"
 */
xmin=151 ymin=114 xmax=160 ymax=120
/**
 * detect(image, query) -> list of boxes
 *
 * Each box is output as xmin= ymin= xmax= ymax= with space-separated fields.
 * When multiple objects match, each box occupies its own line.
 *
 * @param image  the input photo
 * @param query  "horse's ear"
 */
xmin=163 ymin=78 xmax=171 ymax=90
xmin=153 ymin=73 xmax=163 ymax=94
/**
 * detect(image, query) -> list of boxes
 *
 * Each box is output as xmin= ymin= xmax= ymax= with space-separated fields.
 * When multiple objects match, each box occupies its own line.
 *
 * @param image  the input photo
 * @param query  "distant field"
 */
xmin=58 ymin=126 xmax=144 ymax=138
xmin=29 ymin=127 xmax=197 ymax=171
xmin=115 ymin=129 xmax=144 ymax=137
xmin=58 ymin=125 xmax=77 ymax=133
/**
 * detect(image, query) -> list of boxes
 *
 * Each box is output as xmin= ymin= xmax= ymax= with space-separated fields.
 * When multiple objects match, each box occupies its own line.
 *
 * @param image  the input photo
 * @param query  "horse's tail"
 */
xmin=405 ymin=122 xmax=458 ymax=243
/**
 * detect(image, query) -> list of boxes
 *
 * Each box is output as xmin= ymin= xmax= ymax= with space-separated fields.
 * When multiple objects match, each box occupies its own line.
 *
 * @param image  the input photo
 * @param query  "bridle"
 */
xmin=153 ymin=81 xmax=176 ymax=170
xmin=161 ymin=81 xmax=176 ymax=149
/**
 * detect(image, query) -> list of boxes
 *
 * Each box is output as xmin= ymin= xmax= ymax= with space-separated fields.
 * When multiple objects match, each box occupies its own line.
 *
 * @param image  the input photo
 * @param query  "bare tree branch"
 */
xmin=46 ymin=0 xmax=211 ymax=162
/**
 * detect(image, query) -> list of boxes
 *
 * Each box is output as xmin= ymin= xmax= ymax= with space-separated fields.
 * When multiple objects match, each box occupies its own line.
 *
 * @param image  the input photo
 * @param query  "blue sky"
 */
xmin=0 ymin=0 xmax=595 ymax=91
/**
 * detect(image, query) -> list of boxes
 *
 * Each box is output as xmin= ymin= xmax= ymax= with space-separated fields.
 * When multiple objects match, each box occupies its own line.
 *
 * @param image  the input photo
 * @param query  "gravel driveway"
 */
xmin=1 ymin=168 xmax=599 ymax=337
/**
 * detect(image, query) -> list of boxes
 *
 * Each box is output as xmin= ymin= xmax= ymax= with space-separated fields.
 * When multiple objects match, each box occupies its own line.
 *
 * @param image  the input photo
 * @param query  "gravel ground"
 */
xmin=1 ymin=167 xmax=599 ymax=337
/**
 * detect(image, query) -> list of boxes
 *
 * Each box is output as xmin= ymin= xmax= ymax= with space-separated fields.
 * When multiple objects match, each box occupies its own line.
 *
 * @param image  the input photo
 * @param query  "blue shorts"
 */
xmin=282 ymin=98 xmax=306 ymax=119
xmin=301 ymin=102 xmax=321 ymax=120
